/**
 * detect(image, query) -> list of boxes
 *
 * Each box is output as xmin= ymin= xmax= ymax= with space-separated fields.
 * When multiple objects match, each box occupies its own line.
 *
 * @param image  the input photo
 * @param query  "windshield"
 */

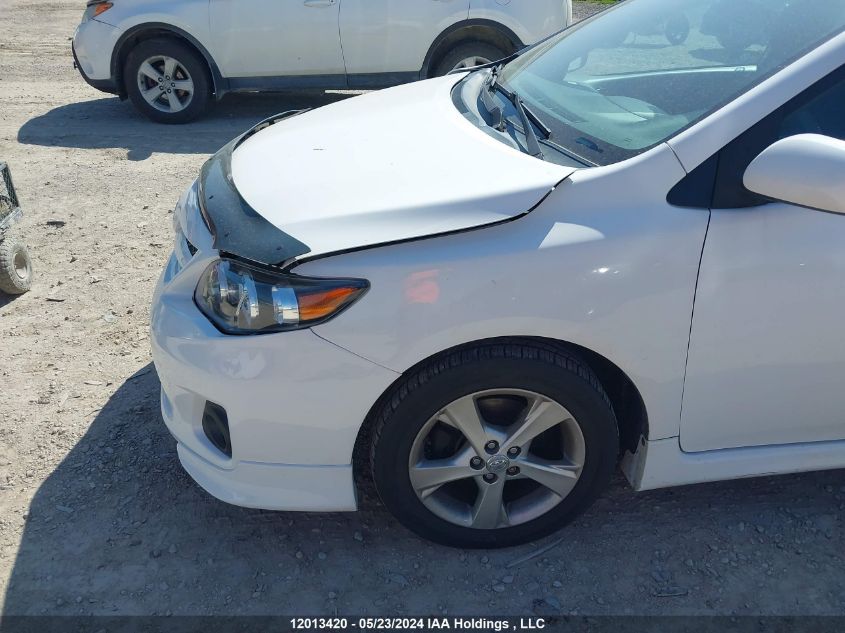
xmin=499 ymin=0 xmax=845 ymax=165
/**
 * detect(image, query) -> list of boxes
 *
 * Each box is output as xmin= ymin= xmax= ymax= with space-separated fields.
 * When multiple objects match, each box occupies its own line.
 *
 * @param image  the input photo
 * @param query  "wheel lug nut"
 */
xmin=507 ymin=447 xmax=520 ymax=457
xmin=484 ymin=440 xmax=499 ymax=454
xmin=470 ymin=457 xmax=484 ymax=470
xmin=482 ymin=473 xmax=497 ymax=483
xmin=507 ymin=466 xmax=520 ymax=476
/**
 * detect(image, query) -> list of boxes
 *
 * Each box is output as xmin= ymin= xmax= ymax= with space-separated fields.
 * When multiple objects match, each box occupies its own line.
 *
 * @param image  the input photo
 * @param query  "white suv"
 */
xmin=72 ymin=0 xmax=572 ymax=123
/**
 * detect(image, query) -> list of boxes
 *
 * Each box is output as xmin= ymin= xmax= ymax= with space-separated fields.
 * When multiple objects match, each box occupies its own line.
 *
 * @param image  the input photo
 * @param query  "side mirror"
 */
xmin=743 ymin=134 xmax=845 ymax=215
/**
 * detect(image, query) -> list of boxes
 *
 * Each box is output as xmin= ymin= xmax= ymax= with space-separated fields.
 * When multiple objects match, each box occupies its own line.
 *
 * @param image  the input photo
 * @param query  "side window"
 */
xmin=778 ymin=78 xmax=845 ymax=140
xmin=712 ymin=64 xmax=845 ymax=208
xmin=668 ymin=64 xmax=845 ymax=209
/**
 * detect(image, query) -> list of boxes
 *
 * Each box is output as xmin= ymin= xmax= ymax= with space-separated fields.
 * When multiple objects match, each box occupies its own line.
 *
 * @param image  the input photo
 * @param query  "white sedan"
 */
xmin=152 ymin=0 xmax=845 ymax=548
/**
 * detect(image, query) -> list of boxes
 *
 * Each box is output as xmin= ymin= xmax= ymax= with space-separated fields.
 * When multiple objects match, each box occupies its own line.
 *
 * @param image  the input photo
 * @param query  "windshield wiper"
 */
xmin=484 ymin=67 xmax=551 ymax=159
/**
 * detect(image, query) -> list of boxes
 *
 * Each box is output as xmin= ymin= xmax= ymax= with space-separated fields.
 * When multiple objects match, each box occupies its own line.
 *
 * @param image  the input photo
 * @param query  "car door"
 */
xmin=209 ymin=0 xmax=345 ymax=79
xmin=339 ymin=0 xmax=470 ymax=79
xmin=680 ymin=65 xmax=845 ymax=452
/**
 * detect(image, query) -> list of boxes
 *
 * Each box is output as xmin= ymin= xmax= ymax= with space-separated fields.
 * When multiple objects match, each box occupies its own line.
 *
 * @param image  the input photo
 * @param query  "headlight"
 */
xmin=195 ymin=258 xmax=369 ymax=334
xmin=84 ymin=1 xmax=113 ymax=19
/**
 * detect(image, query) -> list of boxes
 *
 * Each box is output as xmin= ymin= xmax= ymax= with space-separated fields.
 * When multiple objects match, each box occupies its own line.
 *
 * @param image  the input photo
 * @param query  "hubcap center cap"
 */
xmin=486 ymin=454 xmax=510 ymax=473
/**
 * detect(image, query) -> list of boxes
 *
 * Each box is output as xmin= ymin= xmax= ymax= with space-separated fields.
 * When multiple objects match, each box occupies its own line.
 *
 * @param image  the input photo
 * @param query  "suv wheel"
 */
xmin=433 ymin=42 xmax=508 ymax=77
xmin=371 ymin=341 xmax=619 ymax=548
xmin=124 ymin=38 xmax=212 ymax=124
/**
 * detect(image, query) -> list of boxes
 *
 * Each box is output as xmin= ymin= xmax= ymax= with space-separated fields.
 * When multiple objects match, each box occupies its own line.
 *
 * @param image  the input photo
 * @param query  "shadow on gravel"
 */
xmin=0 ymin=293 xmax=24 ymax=310
xmin=0 ymin=363 xmax=416 ymax=616
xmin=17 ymin=92 xmax=354 ymax=161
xmin=3 ymin=364 xmax=845 ymax=616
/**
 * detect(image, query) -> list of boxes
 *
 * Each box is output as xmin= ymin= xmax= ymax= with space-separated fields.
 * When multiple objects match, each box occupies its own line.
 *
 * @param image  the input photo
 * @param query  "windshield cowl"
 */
xmin=453 ymin=70 xmax=590 ymax=168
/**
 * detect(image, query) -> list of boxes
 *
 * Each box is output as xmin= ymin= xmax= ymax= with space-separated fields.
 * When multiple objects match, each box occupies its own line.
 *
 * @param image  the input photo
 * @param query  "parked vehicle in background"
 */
xmin=71 ymin=0 xmax=573 ymax=123
xmin=151 ymin=0 xmax=845 ymax=547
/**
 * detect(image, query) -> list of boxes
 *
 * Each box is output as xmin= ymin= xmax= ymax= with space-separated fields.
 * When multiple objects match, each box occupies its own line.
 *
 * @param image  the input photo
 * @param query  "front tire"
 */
xmin=371 ymin=341 xmax=619 ymax=548
xmin=432 ymin=42 xmax=508 ymax=77
xmin=124 ymin=38 xmax=212 ymax=124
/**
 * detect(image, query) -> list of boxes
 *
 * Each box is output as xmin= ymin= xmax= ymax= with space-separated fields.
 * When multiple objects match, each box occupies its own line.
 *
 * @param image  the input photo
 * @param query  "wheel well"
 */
xmin=423 ymin=21 xmax=523 ymax=78
xmin=111 ymin=25 xmax=221 ymax=97
xmin=352 ymin=337 xmax=649 ymax=485
xmin=562 ymin=341 xmax=649 ymax=455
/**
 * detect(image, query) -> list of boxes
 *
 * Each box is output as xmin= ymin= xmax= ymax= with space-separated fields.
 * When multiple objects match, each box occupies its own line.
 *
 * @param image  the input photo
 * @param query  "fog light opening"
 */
xmin=202 ymin=401 xmax=232 ymax=458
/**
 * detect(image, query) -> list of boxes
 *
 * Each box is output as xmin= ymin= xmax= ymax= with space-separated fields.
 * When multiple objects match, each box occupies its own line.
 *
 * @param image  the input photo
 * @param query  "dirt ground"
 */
xmin=1 ymin=0 xmax=844 ymax=618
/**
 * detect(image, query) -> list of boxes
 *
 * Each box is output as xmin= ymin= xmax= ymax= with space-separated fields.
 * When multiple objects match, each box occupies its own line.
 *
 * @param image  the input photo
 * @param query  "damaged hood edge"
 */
xmin=201 ymin=76 xmax=576 ymax=266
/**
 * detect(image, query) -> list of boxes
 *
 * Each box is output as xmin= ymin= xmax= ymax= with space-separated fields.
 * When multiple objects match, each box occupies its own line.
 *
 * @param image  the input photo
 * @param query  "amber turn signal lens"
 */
xmin=92 ymin=2 xmax=113 ymax=16
xmin=298 ymin=286 xmax=367 ymax=321
xmin=195 ymin=258 xmax=369 ymax=334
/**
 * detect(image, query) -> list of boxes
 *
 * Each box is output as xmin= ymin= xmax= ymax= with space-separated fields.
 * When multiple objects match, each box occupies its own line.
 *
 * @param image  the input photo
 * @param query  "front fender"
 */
xmin=300 ymin=143 xmax=706 ymax=443
xmin=105 ymin=6 xmax=225 ymax=97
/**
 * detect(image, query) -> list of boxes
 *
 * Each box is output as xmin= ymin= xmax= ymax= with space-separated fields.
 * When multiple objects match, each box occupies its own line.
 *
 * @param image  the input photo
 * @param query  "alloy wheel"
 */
xmin=136 ymin=55 xmax=195 ymax=114
xmin=450 ymin=55 xmax=492 ymax=72
xmin=408 ymin=389 xmax=585 ymax=530
xmin=13 ymin=250 xmax=28 ymax=280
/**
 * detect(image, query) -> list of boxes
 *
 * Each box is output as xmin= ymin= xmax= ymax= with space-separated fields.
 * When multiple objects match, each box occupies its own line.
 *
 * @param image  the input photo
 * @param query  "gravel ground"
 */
xmin=1 ymin=0 xmax=844 ymax=618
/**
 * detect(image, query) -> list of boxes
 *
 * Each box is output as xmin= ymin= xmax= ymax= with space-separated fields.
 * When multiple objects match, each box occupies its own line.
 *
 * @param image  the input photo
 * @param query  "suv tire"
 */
xmin=124 ymin=38 xmax=212 ymax=124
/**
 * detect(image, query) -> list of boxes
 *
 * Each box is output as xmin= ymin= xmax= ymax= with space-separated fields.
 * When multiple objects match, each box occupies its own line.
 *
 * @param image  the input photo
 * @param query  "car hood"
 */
xmin=206 ymin=75 xmax=576 ymax=265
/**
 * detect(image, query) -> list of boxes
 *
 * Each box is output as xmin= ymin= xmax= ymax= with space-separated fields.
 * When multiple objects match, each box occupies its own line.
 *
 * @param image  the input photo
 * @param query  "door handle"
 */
xmin=304 ymin=0 xmax=336 ymax=6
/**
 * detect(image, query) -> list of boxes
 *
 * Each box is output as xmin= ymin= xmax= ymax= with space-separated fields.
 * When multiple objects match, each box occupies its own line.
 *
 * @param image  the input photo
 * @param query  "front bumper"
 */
xmin=72 ymin=18 xmax=121 ymax=94
xmin=151 ymin=213 xmax=399 ymax=511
